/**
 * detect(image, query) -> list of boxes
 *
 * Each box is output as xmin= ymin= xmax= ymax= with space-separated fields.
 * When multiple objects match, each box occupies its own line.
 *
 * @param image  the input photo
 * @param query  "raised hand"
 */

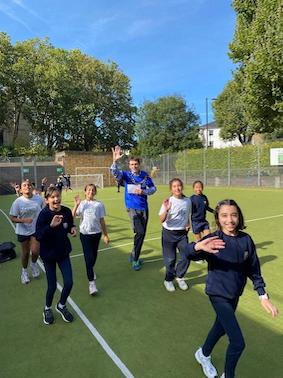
xmin=163 ymin=198 xmax=171 ymax=212
xmin=195 ymin=236 xmax=225 ymax=253
xmin=74 ymin=195 xmax=81 ymax=206
xmin=112 ymin=145 xmax=124 ymax=162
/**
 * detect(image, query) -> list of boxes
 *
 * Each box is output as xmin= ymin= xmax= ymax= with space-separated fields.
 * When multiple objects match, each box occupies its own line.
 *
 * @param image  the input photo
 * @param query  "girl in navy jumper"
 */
xmin=36 ymin=186 xmax=76 ymax=325
xmin=190 ymin=180 xmax=214 ymax=242
xmin=190 ymin=199 xmax=278 ymax=378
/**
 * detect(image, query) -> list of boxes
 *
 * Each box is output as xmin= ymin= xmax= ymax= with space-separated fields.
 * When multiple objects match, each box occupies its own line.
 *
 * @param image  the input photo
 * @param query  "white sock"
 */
xmin=89 ymin=280 xmax=95 ymax=284
xmin=45 ymin=306 xmax=51 ymax=310
xmin=58 ymin=302 xmax=65 ymax=309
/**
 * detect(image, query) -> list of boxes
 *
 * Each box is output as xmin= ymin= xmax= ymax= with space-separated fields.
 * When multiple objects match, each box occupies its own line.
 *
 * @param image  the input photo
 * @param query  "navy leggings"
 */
xmin=43 ymin=256 xmax=73 ymax=308
xmin=162 ymin=227 xmax=190 ymax=281
xmin=80 ymin=232 xmax=101 ymax=281
xmin=202 ymin=296 xmax=245 ymax=378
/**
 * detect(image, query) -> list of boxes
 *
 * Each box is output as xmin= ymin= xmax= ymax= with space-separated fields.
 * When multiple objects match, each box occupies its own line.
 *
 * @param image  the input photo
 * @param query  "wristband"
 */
xmin=259 ymin=293 xmax=269 ymax=300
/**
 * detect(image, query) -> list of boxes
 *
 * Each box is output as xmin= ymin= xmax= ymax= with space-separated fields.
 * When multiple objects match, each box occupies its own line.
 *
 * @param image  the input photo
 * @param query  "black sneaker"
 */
xmin=43 ymin=308 xmax=54 ymax=325
xmin=56 ymin=303 xmax=74 ymax=323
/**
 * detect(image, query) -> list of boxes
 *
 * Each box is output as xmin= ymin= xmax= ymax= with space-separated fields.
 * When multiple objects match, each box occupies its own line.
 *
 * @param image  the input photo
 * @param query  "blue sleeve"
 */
xmin=110 ymin=163 xmax=124 ymax=182
xmin=246 ymin=237 xmax=266 ymax=295
xmin=143 ymin=176 xmax=156 ymax=196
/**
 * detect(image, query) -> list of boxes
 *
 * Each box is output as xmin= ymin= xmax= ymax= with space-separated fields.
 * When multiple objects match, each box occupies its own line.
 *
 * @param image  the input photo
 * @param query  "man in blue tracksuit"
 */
xmin=110 ymin=146 xmax=156 ymax=271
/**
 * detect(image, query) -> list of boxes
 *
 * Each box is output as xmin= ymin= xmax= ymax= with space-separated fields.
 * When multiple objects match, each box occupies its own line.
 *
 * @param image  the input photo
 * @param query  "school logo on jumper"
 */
xmin=244 ymin=251 xmax=249 ymax=260
xmin=63 ymin=222 xmax=68 ymax=229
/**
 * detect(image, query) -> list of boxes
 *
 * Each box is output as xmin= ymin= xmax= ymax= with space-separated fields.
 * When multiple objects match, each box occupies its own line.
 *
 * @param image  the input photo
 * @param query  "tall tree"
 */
xmin=135 ymin=96 xmax=201 ymax=157
xmin=227 ymin=0 xmax=283 ymax=133
xmin=213 ymin=78 xmax=253 ymax=144
xmin=0 ymin=33 xmax=136 ymax=152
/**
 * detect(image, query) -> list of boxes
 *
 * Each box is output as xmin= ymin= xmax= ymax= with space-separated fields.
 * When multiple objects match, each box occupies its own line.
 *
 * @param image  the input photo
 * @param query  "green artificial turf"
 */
xmin=0 ymin=185 xmax=282 ymax=378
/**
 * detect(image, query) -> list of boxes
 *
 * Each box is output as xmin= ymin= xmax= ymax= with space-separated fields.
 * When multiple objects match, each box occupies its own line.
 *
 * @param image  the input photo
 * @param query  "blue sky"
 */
xmin=0 ymin=0 xmax=236 ymax=124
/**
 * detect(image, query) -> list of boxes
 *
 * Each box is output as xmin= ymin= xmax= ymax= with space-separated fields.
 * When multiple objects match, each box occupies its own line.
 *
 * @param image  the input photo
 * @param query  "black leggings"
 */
xmin=202 ymin=296 xmax=245 ymax=378
xmin=80 ymin=232 xmax=101 ymax=281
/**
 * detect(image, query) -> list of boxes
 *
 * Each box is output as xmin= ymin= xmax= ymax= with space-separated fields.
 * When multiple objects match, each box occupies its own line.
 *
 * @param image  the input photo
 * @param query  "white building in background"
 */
xmin=200 ymin=121 xmax=242 ymax=148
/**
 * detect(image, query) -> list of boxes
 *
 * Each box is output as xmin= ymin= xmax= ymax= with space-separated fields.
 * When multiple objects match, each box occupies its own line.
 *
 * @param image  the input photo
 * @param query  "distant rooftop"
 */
xmin=199 ymin=121 xmax=217 ymax=129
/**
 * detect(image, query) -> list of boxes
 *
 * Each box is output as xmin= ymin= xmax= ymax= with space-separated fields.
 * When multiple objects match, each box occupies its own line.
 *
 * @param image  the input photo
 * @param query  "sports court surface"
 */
xmin=0 ymin=185 xmax=282 ymax=378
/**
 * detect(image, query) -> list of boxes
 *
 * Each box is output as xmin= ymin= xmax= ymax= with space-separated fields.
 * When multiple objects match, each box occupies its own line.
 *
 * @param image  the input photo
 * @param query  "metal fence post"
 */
xmin=228 ymin=146 xmax=231 ymax=186
xmin=33 ymin=157 xmax=38 ymax=188
xmin=183 ymin=150 xmax=186 ymax=184
xmin=20 ymin=157 xmax=24 ymax=182
xmin=257 ymin=144 xmax=261 ymax=186
xmin=203 ymin=148 xmax=207 ymax=185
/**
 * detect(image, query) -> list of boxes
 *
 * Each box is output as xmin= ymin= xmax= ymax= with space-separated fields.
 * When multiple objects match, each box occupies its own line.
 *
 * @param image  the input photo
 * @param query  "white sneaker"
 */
xmin=163 ymin=280 xmax=175 ymax=292
xmin=31 ymin=262 xmax=40 ymax=278
xmin=89 ymin=281 xmax=98 ymax=295
xmin=195 ymin=347 xmax=218 ymax=378
xmin=195 ymin=260 xmax=205 ymax=264
xmin=21 ymin=269 xmax=30 ymax=284
xmin=176 ymin=277 xmax=189 ymax=291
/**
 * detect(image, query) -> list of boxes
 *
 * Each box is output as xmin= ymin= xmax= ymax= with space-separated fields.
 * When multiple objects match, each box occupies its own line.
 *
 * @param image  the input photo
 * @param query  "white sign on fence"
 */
xmin=270 ymin=148 xmax=283 ymax=166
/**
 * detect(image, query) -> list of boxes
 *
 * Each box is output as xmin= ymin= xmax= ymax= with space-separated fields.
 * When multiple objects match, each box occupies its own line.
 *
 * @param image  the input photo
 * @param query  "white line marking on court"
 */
xmin=0 ymin=208 xmax=134 ymax=378
xmin=70 ymin=236 xmax=161 ymax=259
xmin=70 ymin=213 xmax=283 ymax=259
xmin=246 ymin=214 xmax=283 ymax=223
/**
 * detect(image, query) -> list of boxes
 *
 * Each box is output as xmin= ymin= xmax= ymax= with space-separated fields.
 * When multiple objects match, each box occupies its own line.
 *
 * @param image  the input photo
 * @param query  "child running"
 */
xmin=159 ymin=178 xmax=192 ymax=292
xmin=190 ymin=180 xmax=214 ymax=241
xmin=9 ymin=179 xmax=44 ymax=284
xmin=72 ymin=184 xmax=109 ymax=295
xmin=36 ymin=186 xmax=76 ymax=325
xmin=186 ymin=199 xmax=278 ymax=378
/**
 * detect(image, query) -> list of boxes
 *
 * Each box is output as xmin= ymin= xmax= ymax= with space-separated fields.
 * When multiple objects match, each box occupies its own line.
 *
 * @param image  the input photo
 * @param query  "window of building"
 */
xmin=209 ymin=130 xmax=214 ymax=136
xmin=209 ymin=141 xmax=213 ymax=148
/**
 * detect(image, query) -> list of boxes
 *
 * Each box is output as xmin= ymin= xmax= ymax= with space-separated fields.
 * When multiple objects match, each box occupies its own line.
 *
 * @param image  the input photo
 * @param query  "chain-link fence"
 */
xmin=1 ymin=144 xmax=283 ymax=194
xmin=139 ymin=145 xmax=283 ymax=189
xmin=0 ymin=156 xmax=64 ymax=194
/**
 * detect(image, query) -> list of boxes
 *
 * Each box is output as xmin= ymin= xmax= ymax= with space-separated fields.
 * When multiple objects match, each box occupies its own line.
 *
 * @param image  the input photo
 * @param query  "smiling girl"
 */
xmin=9 ymin=179 xmax=44 ymax=284
xmin=72 ymin=184 xmax=109 ymax=296
xmin=159 ymin=178 xmax=192 ymax=292
xmin=36 ymin=186 xmax=76 ymax=325
xmin=191 ymin=199 xmax=278 ymax=378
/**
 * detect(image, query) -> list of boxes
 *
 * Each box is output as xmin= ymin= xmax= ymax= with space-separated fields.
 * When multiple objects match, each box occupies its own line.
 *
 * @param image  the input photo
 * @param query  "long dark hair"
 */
xmin=214 ymin=199 xmax=246 ymax=231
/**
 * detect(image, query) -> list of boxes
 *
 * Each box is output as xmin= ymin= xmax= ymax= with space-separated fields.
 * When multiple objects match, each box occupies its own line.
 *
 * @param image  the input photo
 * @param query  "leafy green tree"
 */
xmin=213 ymin=78 xmax=253 ymax=144
xmin=135 ymin=96 xmax=201 ymax=157
xmin=227 ymin=0 xmax=283 ymax=133
xmin=0 ymin=33 xmax=136 ymax=152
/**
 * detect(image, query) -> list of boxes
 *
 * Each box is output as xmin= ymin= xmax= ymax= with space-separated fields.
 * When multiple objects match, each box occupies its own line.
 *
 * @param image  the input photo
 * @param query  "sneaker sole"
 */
xmin=42 ymin=312 xmax=54 ymax=325
xmin=55 ymin=307 xmax=73 ymax=323
xmin=89 ymin=290 xmax=98 ymax=296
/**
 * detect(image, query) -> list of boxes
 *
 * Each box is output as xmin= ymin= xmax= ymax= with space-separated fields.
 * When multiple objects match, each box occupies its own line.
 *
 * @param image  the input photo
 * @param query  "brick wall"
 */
xmin=56 ymin=151 xmax=116 ymax=187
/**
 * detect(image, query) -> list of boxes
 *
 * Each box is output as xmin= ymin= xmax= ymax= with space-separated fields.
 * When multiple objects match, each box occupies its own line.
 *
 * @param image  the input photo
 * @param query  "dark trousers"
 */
xmin=202 ymin=296 xmax=245 ymax=378
xmin=127 ymin=209 xmax=148 ymax=261
xmin=43 ymin=256 xmax=73 ymax=308
xmin=162 ymin=227 xmax=190 ymax=281
xmin=80 ymin=232 xmax=101 ymax=281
